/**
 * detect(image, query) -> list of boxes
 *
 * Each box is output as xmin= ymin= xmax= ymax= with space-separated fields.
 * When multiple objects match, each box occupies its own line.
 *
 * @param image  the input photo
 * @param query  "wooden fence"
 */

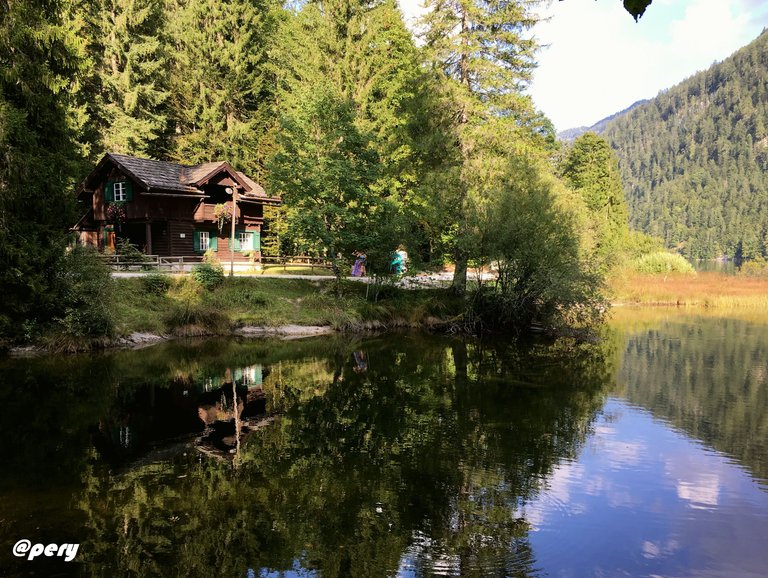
xmin=102 ymin=254 xmax=332 ymax=273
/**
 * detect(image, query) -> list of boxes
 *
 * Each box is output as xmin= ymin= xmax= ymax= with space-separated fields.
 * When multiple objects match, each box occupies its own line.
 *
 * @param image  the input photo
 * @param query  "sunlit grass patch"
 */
xmin=609 ymin=271 xmax=768 ymax=309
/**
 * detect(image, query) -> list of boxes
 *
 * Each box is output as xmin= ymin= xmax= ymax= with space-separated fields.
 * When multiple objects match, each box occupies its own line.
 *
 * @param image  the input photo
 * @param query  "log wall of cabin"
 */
xmin=167 ymin=221 xmax=262 ymax=260
xmin=129 ymin=194 xmax=201 ymax=221
xmin=169 ymin=221 xmax=198 ymax=257
xmin=151 ymin=221 xmax=170 ymax=255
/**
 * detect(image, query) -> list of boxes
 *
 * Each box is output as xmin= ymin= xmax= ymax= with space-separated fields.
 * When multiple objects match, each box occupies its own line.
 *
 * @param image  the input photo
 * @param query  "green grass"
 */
xmin=110 ymin=276 xmax=460 ymax=336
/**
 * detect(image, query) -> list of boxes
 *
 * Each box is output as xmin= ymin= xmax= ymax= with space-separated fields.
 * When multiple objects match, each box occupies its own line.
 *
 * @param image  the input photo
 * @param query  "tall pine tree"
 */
xmin=166 ymin=0 xmax=279 ymax=178
xmin=76 ymin=0 xmax=170 ymax=157
xmin=560 ymin=132 xmax=629 ymax=269
xmin=0 ymin=0 xmax=90 ymax=337
xmin=269 ymin=0 xmax=425 ymax=272
xmin=420 ymin=0 xmax=552 ymax=292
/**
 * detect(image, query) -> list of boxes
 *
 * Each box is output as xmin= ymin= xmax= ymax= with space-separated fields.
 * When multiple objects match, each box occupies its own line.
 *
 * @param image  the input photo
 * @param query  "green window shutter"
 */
xmin=104 ymin=181 xmax=114 ymax=203
xmin=124 ymin=181 xmax=134 ymax=201
xmin=193 ymin=231 xmax=201 ymax=252
xmin=233 ymin=231 xmax=241 ymax=251
xmin=253 ymin=232 xmax=260 ymax=251
xmin=210 ymin=236 xmax=218 ymax=251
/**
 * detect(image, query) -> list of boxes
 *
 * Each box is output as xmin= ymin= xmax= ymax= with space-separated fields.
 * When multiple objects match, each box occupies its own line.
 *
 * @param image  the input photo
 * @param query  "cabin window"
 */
xmin=200 ymin=231 xmax=210 ymax=251
xmin=193 ymin=230 xmax=217 ymax=252
xmin=105 ymin=180 xmax=133 ymax=202
xmin=238 ymin=231 xmax=253 ymax=251
xmin=233 ymin=231 xmax=260 ymax=252
xmin=113 ymin=181 xmax=127 ymax=202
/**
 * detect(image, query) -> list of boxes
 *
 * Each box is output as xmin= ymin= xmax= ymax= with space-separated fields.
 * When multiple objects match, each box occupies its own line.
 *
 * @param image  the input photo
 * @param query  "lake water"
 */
xmin=0 ymin=315 xmax=766 ymax=577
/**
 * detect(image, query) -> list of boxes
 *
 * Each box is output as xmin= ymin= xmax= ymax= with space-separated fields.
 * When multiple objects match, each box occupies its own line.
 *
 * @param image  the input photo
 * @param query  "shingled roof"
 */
xmin=79 ymin=153 xmax=275 ymax=200
xmin=108 ymin=153 xmax=200 ymax=193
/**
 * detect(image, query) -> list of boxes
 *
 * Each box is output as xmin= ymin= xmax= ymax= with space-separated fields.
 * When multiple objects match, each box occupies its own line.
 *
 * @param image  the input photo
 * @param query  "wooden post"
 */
xmin=145 ymin=222 xmax=153 ymax=255
xmin=229 ymin=187 xmax=238 ymax=278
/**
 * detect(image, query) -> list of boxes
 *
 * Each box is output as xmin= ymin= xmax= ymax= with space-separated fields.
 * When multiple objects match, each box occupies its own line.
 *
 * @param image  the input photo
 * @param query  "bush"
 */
xmin=51 ymin=246 xmax=115 ymax=340
xmin=630 ymin=251 xmax=696 ymax=274
xmin=738 ymin=258 xmax=768 ymax=278
xmin=141 ymin=272 xmax=173 ymax=295
xmin=115 ymin=237 xmax=146 ymax=269
xmin=191 ymin=262 xmax=225 ymax=289
xmin=163 ymin=302 xmax=230 ymax=335
xmin=471 ymin=160 xmax=607 ymax=333
xmin=622 ymin=230 xmax=664 ymax=259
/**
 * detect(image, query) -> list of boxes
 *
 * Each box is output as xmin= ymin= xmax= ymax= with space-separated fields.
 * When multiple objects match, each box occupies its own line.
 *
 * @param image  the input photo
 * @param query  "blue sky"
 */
xmin=399 ymin=0 xmax=768 ymax=131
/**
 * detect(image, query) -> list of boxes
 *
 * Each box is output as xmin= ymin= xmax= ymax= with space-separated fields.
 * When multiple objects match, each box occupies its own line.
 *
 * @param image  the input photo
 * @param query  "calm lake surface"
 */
xmin=1 ymin=314 xmax=767 ymax=577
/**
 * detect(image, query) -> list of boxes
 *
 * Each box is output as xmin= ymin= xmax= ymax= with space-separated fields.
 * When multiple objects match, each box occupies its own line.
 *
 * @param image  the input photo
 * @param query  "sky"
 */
xmin=397 ymin=0 xmax=768 ymax=132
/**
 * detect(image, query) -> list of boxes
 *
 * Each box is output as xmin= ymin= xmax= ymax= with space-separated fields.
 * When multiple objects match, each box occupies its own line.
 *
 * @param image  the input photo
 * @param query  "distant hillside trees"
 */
xmin=600 ymin=30 xmax=768 ymax=260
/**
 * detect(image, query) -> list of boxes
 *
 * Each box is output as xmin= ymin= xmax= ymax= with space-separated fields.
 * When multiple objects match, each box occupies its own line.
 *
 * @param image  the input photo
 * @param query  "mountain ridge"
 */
xmin=557 ymin=99 xmax=648 ymax=141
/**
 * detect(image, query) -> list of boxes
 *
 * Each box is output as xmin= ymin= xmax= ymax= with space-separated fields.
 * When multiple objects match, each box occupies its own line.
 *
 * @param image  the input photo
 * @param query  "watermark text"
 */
xmin=12 ymin=539 xmax=79 ymax=562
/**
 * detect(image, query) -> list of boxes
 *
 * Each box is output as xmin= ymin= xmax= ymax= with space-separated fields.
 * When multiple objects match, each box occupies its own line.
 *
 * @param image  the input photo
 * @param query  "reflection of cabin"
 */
xmin=73 ymin=153 xmax=281 ymax=263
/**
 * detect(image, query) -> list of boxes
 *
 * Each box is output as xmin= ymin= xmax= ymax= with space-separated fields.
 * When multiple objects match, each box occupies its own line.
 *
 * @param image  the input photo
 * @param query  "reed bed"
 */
xmin=609 ymin=271 xmax=768 ymax=309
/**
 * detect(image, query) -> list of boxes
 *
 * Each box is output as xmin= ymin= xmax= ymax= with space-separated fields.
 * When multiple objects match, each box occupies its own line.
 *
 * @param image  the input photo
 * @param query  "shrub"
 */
xmin=738 ymin=258 xmax=768 ymax=278
xmin=142 ymin=272 xmax=173 ymax=295
xmin=622 ymin=230 xmax=664 ymax=259
xmin=115 ymin=237 xmax=146 ymax=269
xmin=630 ymin=251 xmax=696 ymax=274
xmin=51 ymin=246 xmax=115 ymax=340
xmin=163 ymin=302 xmax=230 ymax=335
xmin=472 ymin=161 xmax=607 ymax=333
xmin=202 ymin=249 xmax=220 ymax=265
xmin=191 ymin=262 xmax=225 ymax=289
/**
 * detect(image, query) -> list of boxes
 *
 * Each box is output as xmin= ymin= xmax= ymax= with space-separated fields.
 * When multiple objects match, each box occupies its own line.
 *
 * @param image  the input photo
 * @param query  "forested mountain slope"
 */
xmin=597 ymin=30 xmax=768 ymax=259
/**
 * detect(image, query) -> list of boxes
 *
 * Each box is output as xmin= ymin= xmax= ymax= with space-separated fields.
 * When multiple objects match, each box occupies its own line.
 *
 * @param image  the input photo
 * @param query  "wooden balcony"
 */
xmin=193 ymin=202 xmax=263 ymax=224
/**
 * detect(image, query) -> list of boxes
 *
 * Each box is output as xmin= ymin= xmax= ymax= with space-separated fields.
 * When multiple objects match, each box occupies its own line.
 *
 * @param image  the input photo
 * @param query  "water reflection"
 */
xmin=612 ymin=314 xmax=768 ymax=483
xmin=0 ymin=335 xmax=611 ymax=576
xmin=522 ymin=398 xmax=768 ymax=578
xmin=0 ymin=318 xmax=767 ymax=577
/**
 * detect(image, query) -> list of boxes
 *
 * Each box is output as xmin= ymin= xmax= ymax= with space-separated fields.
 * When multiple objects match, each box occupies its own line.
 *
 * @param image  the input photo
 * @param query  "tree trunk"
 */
xmin=451 ymin=249 xmax=468 ymax=295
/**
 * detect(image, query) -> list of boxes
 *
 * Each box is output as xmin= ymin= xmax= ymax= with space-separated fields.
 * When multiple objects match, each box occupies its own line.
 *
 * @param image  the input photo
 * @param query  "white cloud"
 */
xmin=397 ymin=0 xmax=763 ymax=131
xmin=528 ymin=0 xmax=762 ymax=130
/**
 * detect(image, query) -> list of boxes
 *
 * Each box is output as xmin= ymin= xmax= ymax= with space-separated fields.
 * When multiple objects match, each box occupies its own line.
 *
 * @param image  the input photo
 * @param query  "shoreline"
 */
xmin=8 ymin=324 xmax=336 ymax=357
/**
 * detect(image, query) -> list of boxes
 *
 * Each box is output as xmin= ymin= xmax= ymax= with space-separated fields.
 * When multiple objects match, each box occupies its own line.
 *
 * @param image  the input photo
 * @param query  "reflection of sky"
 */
xmin=520 ymin=398 xmax=768 ymax=578
xmin=257 ymin=559 xmax=318 ymax=578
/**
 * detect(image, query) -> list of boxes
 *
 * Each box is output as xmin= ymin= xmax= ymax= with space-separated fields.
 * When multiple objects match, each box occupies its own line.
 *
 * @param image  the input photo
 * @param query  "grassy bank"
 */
xmin=609 ymin=271 xmax=768 ymax=309
xmin=111 ymin=276 xmax=461 ymax=338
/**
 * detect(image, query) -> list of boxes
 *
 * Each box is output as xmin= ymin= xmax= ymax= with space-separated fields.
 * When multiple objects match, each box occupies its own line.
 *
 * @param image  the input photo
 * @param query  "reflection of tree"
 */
xmin=612 ymin=316 xmax=768 ymax=482
xmin=71 ymin=334 xmax=613 ymax=576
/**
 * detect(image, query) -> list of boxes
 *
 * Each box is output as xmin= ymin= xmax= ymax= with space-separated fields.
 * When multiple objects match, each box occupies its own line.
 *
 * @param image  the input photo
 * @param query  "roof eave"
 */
xmin=191 ymin=161 xmax=253 ymax=193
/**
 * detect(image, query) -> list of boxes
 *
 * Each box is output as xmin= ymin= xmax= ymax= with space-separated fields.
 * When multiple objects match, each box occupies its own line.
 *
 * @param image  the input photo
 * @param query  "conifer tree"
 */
xmin=420 ymin=0 xmax=551 ymax=292
xmin=560 ymin=132 xmax=629 ymax=268
xmin=269 ymin=0 xmax=424 ymax=271
xmin=78 ymin=0 xmax=170 ymax=157
xmin=0 ymin=0 xmax=90 ymax=336
xmin=166 ymin=0 xmax=279 ymax=179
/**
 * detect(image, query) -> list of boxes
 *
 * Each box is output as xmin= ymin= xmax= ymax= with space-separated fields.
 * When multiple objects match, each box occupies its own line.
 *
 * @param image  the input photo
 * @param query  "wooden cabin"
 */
xmin=73 ymin=153 xmax=280 ymax=264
